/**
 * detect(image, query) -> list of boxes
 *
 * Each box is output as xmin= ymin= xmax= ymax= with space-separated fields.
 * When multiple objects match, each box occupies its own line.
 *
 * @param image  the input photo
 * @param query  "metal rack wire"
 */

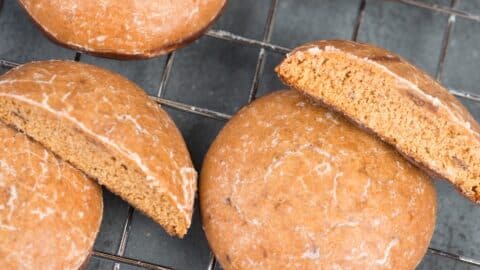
xmin=1 ymin=0 xmax=480 ymax=269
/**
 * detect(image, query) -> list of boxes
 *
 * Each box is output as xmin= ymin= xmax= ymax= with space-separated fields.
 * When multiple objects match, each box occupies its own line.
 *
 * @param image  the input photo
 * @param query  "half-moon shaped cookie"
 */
xmin=0 ymin=60 xmax=196 ymax=237
xmin=276 ymin=40 xmax=480 ymax=203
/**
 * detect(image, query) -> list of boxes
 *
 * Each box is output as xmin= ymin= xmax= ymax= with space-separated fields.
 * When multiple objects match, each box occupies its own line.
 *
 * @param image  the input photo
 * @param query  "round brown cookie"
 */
xmin=276 ymin=40 xmax=480 ymax=203
xmin=0 ymin=123 xmax=103 ymax=269
xmin=0 ymin=60 xmax=196 ymax=237
xmin=18 ymin=0 xmax=226 ymax=59
xmin=200 ymin=90 xmax=437 ymax=270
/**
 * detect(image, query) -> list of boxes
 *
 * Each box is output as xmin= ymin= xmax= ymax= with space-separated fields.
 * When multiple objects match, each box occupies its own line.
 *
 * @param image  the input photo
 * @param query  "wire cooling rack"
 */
xmin=1 ymin=0 xmax=480 ymax=269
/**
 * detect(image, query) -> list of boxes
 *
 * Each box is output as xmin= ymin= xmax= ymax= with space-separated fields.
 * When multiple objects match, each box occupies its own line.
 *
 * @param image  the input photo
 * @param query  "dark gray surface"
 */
xmin=458 ymin=0 xmax=480 ymax=14
xmin=418 ymin=252 xmax=476 ymax=270
xmin=259 ymin=0 xmax=361 ymax=97
xmin=423 ymin=0 xmax=451 ymax=5
xmin=164 ymin=37 xmax=258 ymax=115
xmin=81 ymin=55 xmax=168 ymax=97
xmin=443 ymin=17 xmax=480 ymax=93
xmin=93 ymin=190 xmax=131 ymax=254
xmin=214 ymin=0 xmax=271 ymax=40
xmin=85 ymin=256 xmax=114 ymax=270
xmin=359 ymin=0 xmax=449 ymax=75
xmin=271 ymin=0 xmax=361 ymax=47
xmin=1 ymin=1 xmax=480 ymax=270
xmin=0 ymin=0 xmax=74 ymax=62
xmin=124 ymin=202 xmax=210 ymax=270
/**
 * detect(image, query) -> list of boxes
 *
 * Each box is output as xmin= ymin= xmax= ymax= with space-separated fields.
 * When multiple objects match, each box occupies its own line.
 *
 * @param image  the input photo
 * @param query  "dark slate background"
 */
xmin=1 ymin=0 xmax=480 ymax=269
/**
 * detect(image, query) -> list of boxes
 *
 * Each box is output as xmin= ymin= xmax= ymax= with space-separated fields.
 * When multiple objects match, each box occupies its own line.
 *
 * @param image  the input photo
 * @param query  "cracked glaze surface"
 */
xmin=0 ymin=60 xmax=196 ymax=228
xmin=18 ymin=0 xmax=226 ymax=57
xmin=0 ymin=123 xmax=102 ymax=270
xmin=200 ymin=90 xmax=437 ymax=270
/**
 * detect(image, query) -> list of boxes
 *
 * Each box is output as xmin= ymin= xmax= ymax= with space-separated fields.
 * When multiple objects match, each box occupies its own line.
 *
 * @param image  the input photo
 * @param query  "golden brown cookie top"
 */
xmin=0 ymin=123 xmax=102 ymax=269
xmin=19 ymin=0 xmax=226 ymax=58
xmin=200 ymin=90 xmax=436 ymax=270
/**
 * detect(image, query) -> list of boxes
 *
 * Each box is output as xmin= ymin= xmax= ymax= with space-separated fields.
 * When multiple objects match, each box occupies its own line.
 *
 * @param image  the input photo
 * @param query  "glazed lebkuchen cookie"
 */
xmin=0 ymin=60 xmax=196 ymax=237
xmin=18 ymin=0 xmax=226 ymax=58
xmin=201 ymin=90 xmax=436 ymax=270
xmin=276 ymin=40 xmax=480 ymax=203
xmin=0 ymin=122 xmax=102 ymax=269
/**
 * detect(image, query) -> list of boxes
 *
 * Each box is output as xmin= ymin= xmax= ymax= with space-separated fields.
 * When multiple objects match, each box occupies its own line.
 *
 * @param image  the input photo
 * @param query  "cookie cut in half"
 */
xmin=18 ymin=0 xmax=226 ymax=58
xmin=0 ymin=60 xmax=196 ymax=237
xmin=0 ymin=123 xmax=103 ymax=269
xmin=276 ymin=40 xmax=480 ymax=203
xmin=201 ymin=90 xmax=436 ymax=270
